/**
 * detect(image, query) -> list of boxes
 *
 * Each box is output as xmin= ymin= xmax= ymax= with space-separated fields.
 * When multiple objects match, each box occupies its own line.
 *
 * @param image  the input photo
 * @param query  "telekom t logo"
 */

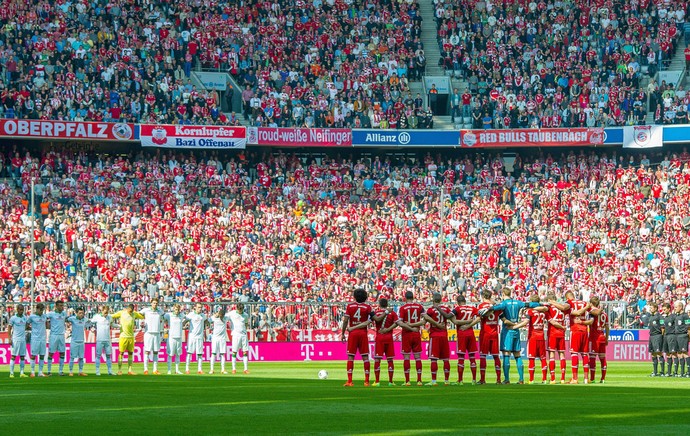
xmin=301 ymin=344 xmax=315 ymax=361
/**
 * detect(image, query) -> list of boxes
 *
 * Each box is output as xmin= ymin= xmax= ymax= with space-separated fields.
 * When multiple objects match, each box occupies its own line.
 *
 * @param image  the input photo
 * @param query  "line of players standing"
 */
xmin=341 ymin=288 xmax=611 ymax=386
xmin=645 ymin=301 xmax=690 ymax=378
xmin=6 ymin=300 xmax=251 ymax=377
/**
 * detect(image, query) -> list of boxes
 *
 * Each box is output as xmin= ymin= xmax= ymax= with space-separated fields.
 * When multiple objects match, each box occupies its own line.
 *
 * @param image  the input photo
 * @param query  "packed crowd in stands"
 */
xmin=0 ymin=0 xmax=435 ymax=129
xmin=438 ymin=0 xmax=689 ymax=128
xmin=0 ymin=0 xmax=687 ymax=130
xmin=1 ymin=144 xmax=690 ymax=330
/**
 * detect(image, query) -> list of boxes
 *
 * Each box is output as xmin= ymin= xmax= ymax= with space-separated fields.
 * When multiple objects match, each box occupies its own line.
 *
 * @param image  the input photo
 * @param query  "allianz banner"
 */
xmin=352 ymin=129 xmax=460 ymax=147
xmin=460 ymin=127 xmax=606 ymax=147
xmin=140 ymin=124 xmax=246 ymax=149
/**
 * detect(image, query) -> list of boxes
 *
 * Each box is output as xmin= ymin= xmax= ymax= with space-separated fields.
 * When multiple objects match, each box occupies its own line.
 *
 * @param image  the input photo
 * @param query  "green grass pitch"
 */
xmin=2 ymin=362 xmax=689 ymax=435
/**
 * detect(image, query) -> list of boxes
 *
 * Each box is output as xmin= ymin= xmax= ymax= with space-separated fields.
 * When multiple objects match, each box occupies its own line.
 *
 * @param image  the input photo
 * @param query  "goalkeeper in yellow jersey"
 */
xmin=112 ymin=304 xmax=144 ymax=375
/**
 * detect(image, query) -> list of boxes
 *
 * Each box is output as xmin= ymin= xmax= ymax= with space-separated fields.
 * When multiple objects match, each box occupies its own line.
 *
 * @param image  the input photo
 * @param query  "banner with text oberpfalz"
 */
xmin=459 ymin=128 xmax=606 ymax=147
xmin=622 ymin=125 xmax=663 ymax=148
xmin=0 ymin=119 xmax=135 ymax=141
xmin=140 ymin=124 xmax=246 ymax=149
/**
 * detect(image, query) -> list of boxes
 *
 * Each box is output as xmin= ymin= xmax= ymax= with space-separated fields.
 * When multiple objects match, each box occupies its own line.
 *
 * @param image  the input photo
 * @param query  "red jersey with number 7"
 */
xmin=345 ymin=303 xmax=372 ymax=328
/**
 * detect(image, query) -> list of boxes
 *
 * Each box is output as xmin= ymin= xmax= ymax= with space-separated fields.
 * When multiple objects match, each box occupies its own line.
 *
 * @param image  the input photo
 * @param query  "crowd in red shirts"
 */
xmin=438 ymin=0 xmax=689 ymax=128
xmin=1 ymin=144 xmax=690 ymax=329
xmin=0 ymin=0 xmax=431 ymax=129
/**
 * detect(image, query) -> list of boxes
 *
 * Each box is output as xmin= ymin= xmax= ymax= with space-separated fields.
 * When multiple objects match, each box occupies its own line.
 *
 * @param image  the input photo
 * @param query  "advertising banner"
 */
xmin=0 ymin=119 xmax=135 ymax=141
xmin=352 ymin=129 xmax=460 ymax=147
xmin=194 ymin=72 xmax=229 ymax=91
xmin=249 ymin=127 xmax=352 ymax=147
xmin=0 ymin=339 xmax=650 ymax=363
xmin=140 ymin=124 xmax=246 ymax=149
xmin=623 ymin=125 xmax=663 ymax=148
xmin=459 ymin=128 xmax=606 ymax=148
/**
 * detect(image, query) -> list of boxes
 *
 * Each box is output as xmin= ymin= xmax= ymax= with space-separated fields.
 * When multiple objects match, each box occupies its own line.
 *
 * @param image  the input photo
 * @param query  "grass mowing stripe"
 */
xmin=2 ymin=362 xmax=690 ymax=435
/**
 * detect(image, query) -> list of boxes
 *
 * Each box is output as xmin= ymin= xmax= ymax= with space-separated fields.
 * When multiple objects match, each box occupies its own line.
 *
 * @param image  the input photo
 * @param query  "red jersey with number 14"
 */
xmin=398 ymin=303 xmax=425 ymax=333
xmin=345 ymin=303 xmax=372 ymax=328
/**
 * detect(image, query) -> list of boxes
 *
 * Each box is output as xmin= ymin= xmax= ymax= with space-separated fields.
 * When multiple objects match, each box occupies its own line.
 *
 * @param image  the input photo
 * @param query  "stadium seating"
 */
xmin=1 ymin=147 xmax=689 ymax=313
xmin=0 ymin=0 xmax=686 ymax=128
xmin=435 ymin=0 xmax=688 ymax=127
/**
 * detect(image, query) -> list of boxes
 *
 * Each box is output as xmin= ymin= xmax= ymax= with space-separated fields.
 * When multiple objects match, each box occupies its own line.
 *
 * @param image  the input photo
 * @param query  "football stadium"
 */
xmin=2 ymin=0 xmax=690 ymax=434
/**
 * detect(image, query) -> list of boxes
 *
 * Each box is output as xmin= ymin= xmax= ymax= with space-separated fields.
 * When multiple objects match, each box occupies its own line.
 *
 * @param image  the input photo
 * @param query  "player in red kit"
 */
xmin=371 ymin=298 xmax=398 ymax=386
xmin=478 ymin=290 xmax=502 ymax=384
xmin=450 ymin=294 xmax=481 ymax=384
xmin=588 ymin=296 xmax=609 ymax=383
xmin=546 ymin=292 xmax=568 ymax=384
xmin=424 ymin=292 xmax=453 ymax=386
xmin=515 ymin=295 xmax=548 ymax=384
xmin=341 ymin=288 xmax=373 ymax=387
xmin=550 ymin=290 xmax=592 ymax=384
xmin=396 ymin=291 xmax=426 ymax=386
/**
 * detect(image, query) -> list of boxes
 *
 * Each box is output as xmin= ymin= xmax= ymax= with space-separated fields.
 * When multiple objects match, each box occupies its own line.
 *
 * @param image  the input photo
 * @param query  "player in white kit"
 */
xmin=141 ymin=299 xmax=165 ymax=375
xmin=209 ymin=307 xmax=232 ymax=374
xmin=8 ymin=304 xmax=28 ymax=378
xmin=46 ymin=301 xmax=68 ymax=376
xmin=27 ymin=303 xmax=48 ymax=377
xmin=164 ymin=304 xmax=185 ymax=374
xmin=66 ymin=307 xmax=90 ymax=376
xmin=185 ymin=303 xmax=207 ymax=374
xmin=90 ymin=306 xmax=115 ymax=375
xmin=229 ymin=304 xmax=250 ymax=374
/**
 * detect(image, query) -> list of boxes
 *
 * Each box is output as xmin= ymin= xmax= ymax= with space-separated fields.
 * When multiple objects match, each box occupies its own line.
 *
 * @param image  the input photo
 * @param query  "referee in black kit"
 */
xmin=672 ymin=301 xmax=690 ymax=378
xmin=646 ymin=303 xmax=665 ymax=377
xmin=661 ymin=303 xmax=676 ymax=377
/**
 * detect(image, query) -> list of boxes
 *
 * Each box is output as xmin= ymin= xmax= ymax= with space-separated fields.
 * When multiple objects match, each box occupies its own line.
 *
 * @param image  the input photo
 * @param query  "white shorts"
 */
xmin=71 ymin=342 xmax=85 ymax=359
xmin=31 ymin=339 xmax=47 ymax=356
xmin=96 ymin=341 xmax=112 ymax=359
xmin=167 ymin=338 xmax=182 ymax=356
xmin=11 ymin=340 xmax=27 ymax=357
xmin=187 ymin=336 xmax=203 ymax=355
xmin=212 ymin=337 xmax=227 ymax=355
xmin=232 ymin=334 xmax=248 ymax=353
xmin=144 ymin=333 xmax=161 ymax=353
xmin=49 ymin=335 xmax=66 ymax=353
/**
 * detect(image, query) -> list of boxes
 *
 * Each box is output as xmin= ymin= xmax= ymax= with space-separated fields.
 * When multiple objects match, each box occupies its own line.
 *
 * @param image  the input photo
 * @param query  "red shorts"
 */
xmin=457 ymin=331 xmax=478 ymax=355
xmin=527 ymin=335 xmax=546 ymax=359
xmin=347 ymin=330 xmax=369 ymax=356
xmin=570 ymin=330 xmax=588 ymax=354
xmin=429 ymin=334 xmax=450 ymax=360
xmin=401 ymin=332 xmax=422 ymax=354
xmin=548 ymin=334 xmax=566 ymax=352
xmin=589 ymin=335 xmax=607 ymax=354
xmin=479 ymin=333 xmax=499 ymax=356
xmin=375 ymin=339 xmax=395 ymax=359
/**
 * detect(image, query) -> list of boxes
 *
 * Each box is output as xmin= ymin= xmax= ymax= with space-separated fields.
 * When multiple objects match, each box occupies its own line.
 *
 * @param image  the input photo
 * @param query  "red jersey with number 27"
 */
xmin=345 ymin=303 xmax=372 ymax=328
xmin=453 ymin=305 xmax=478 ymax=336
